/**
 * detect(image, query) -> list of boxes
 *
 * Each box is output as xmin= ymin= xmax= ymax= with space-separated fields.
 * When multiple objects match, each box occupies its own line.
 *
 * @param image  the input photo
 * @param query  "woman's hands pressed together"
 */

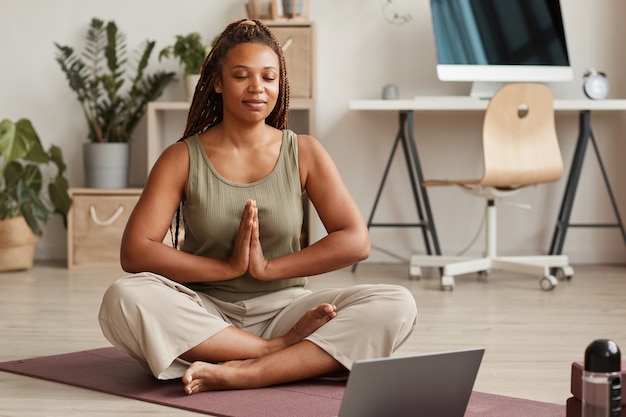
xmin=229 ymin=199 xmax=270 ymax=280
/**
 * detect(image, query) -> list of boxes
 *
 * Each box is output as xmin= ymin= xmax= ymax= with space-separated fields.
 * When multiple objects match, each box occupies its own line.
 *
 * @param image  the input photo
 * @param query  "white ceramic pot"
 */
xmin=282 ymin=0 xmax=304 ymax=16
xmin=83 ymin=142 xmax=130 ymax=189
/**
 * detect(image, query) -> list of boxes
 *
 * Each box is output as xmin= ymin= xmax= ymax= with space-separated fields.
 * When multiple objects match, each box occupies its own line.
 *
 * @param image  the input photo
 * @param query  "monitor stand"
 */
xmin=470 ymin=81 xmax=504 ymax=99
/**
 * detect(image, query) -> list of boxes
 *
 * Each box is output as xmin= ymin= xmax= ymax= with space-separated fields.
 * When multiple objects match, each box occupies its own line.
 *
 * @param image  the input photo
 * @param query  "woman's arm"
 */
xmin=248 ymin=134 xmax=370 ymax=280
xmin=120 ymin=142 xmax=255 ymax=282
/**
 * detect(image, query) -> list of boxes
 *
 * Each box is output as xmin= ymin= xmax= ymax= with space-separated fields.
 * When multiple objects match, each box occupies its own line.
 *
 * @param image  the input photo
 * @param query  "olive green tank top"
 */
xmin=181 ymin=130 xmax=307 ymax=302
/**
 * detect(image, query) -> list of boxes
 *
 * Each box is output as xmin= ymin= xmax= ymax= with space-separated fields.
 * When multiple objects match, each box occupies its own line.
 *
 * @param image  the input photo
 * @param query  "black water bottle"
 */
xmin=582 ymin=339 xmax=622 ymax=417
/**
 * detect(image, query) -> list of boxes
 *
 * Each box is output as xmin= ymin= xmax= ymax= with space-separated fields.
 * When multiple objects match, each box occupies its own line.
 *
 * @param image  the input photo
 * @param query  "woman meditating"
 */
xmin=98 ymin=19 xmax=417 ymax=395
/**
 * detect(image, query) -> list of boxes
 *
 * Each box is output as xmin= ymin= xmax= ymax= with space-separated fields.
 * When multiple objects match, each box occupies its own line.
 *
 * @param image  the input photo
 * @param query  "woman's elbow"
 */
xmin=352 ymin=227 xmax=371 ymax=261
xmin=119 ymin=248 xmax=137 ymax=273
xmin=119 ymin=239 xmax=143 ymax=273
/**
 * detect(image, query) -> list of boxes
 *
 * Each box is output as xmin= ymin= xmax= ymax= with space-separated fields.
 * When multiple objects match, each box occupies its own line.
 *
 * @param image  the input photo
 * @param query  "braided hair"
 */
xmin=181 ymin=19 xmax=290 ymax=140
xmin=170 ymin=19 xmax=291 ymax=249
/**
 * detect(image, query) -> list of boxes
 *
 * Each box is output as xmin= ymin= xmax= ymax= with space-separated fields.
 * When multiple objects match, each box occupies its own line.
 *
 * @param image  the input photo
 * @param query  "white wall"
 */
xmin=1 ymin=0 xmax=625 ymax=264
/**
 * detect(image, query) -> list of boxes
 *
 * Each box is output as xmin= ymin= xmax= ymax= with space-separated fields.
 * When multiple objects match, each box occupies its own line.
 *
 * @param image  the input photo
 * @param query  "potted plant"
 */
xmin=159 ymin=32 xmax=214 ymax=101
xmin=54 ymin=17 xmax=176 ymax=188
xmin=0 ymin=118 xmax=72 ymax=271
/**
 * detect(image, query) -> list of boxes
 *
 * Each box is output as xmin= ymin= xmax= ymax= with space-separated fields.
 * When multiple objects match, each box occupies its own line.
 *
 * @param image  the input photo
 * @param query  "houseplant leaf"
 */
xmin=0 ymin=118 xmax=44 ymax=164
xmin=0 ymin=118 xmax=71 ymax=235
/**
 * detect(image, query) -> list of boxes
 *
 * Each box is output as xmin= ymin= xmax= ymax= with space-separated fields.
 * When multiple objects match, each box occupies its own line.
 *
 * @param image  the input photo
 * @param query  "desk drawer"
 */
xmin=67 ymin=189 xmax=141 ymax=268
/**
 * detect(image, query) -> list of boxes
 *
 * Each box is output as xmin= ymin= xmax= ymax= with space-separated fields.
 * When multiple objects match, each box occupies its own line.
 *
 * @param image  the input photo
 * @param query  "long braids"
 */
xmin=170 ymin=19 xmax=291 ymax=249
xmin=181 ymin=19 xmax=290 ymax=139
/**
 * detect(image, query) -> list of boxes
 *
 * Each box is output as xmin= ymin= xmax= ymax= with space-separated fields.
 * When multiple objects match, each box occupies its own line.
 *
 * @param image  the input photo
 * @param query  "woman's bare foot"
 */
xmin=183 ymin=360 xmax=247 ymax=394
xmin=283 ymin=303 xmax=336 ymax=344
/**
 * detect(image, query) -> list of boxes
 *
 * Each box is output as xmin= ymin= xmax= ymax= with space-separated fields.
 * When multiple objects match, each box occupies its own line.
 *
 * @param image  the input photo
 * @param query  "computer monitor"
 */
xmin=430 ymin=0 xmax=573 ymax=98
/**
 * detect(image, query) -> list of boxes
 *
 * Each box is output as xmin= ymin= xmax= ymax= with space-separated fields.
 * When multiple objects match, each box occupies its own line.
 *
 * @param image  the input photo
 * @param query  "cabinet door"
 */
xmin=270 ymin=26 xmax=312 ymax=98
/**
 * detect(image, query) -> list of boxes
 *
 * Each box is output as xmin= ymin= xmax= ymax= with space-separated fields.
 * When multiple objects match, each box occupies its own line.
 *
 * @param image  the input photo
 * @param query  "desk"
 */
xmin=349 ymin=97 xmax=626 ymax=268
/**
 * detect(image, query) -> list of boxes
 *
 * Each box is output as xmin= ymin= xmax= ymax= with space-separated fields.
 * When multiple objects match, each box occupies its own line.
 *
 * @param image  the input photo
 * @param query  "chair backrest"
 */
xmin=480 ymin=83 xmax=563 ymax=187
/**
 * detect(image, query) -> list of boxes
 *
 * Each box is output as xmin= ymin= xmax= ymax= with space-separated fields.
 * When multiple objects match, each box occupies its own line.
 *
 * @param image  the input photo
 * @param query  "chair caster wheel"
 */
xmin=409 ymin=266 xmax=422 ymax=281
xmin=441 ymin=275 xmax=455 ymax=291
xmin=540 ymin=275 xmax=558 ymax=291
xmin=551 ymin=266 xmax=574 ymax=281
xmin=556 ymin=266 xmax=574 ymax=281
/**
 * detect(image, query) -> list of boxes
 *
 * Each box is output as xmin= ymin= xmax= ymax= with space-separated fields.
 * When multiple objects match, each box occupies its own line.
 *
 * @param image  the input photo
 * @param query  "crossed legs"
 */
xmin=181 ymin=304 xmax=344 ymax=394
xmin=99 ymin=275 xmax=417 ymax=395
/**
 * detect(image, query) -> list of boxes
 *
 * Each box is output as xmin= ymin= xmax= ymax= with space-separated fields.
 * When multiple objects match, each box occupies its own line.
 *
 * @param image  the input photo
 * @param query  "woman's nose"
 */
xmin=248 ymin=76 xmax=263 ymax=92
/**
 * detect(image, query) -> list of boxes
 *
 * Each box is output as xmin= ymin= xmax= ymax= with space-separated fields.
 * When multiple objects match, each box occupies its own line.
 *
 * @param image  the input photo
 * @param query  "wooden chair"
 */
xmin=410 ymin=83 xmax=573 ymax=291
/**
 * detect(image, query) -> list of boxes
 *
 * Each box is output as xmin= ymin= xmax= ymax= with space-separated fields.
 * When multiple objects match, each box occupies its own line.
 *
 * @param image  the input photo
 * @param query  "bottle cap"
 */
xmin=584 ymin=339 xmax=621 ymax=373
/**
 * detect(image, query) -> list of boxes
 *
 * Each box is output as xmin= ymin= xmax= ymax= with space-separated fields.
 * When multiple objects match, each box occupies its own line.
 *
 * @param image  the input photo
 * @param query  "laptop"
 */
xmin=335 ymin=348 xmax=485 ymax=417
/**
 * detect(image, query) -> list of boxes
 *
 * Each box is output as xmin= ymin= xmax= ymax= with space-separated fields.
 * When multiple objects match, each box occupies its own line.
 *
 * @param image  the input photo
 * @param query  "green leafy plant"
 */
xmin=159 ymin=32 xmax=212 ymax=75
xmin=54 ymin=18 xmax=176 ymax=143
xmin=0 ymin=118 xmax=72 ymax=236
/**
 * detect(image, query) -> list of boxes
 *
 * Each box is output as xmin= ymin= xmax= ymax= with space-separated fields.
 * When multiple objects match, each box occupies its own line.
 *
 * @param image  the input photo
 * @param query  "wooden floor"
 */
xmin=1 ymin=261 xmax=625 ymax=416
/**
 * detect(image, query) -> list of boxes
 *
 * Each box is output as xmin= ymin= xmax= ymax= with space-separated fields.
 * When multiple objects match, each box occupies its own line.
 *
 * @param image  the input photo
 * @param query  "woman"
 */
xmin=98 ymin=19 xmax=417 ymax=395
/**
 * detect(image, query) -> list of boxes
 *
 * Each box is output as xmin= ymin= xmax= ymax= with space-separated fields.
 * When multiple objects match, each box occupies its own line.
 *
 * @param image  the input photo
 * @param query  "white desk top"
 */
xmin=349 ymin=97 xmax=626 ymax=112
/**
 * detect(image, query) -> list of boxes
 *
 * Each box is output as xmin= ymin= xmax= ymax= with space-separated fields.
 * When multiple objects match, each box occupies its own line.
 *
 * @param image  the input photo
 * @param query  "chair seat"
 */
xmin=423 ymin=179 xmax=482 ymax=187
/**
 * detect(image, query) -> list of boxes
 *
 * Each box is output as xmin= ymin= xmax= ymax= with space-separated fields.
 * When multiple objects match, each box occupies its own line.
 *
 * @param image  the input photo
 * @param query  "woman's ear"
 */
xmin=215 ymin=79 xmax=222 ymax=94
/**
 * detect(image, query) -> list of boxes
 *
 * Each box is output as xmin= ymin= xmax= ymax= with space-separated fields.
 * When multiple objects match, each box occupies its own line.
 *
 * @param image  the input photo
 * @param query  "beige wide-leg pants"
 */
xmin=98 ymin=272 xmax=418 ymax=380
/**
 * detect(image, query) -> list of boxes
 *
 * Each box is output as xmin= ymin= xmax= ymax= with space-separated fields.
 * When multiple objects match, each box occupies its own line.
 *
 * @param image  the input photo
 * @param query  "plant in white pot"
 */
xmin=54 ymin=17 xmax=175 ymax=188
xmin=159 ymin=32 xmax=214 ymax=101
xmin=0 ymin=118 xmax=72 ymax=271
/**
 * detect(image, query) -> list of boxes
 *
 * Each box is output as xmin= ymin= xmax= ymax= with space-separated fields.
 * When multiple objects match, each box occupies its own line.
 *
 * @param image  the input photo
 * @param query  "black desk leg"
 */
xmin=405 ymin=111 xmax=442 ymax=257
xmin=549 ymin=111 xmax=591 ymax=255
xmin=549 ymin=110 xmax=626 ymax=256
xmin=352 ymin=111 xmax=441 ymax=272
xmin=362 ymin=123 xmax=404 ymax=236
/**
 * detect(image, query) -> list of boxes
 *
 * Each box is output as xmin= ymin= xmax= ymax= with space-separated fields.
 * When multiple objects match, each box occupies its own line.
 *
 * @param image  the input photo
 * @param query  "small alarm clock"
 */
xmin=583 ymin=69 xmax=609 ymax=100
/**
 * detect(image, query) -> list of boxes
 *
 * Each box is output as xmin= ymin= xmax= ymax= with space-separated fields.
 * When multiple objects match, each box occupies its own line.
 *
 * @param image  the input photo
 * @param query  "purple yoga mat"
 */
xmin=0 ymin=347 xmax=343 ymax=417
xmin=0 ymin=347 xmax=565 ymax=417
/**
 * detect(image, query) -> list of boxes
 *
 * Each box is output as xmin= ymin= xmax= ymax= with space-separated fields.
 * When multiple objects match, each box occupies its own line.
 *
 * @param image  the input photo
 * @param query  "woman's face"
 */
xmin=215 ymin=42 xmax=280 ymax=125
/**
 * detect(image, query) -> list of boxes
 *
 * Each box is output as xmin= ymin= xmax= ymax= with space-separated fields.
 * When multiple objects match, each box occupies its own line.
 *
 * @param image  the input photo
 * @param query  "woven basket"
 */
xmin=0 ymin=216 xmax=38 ymax=272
